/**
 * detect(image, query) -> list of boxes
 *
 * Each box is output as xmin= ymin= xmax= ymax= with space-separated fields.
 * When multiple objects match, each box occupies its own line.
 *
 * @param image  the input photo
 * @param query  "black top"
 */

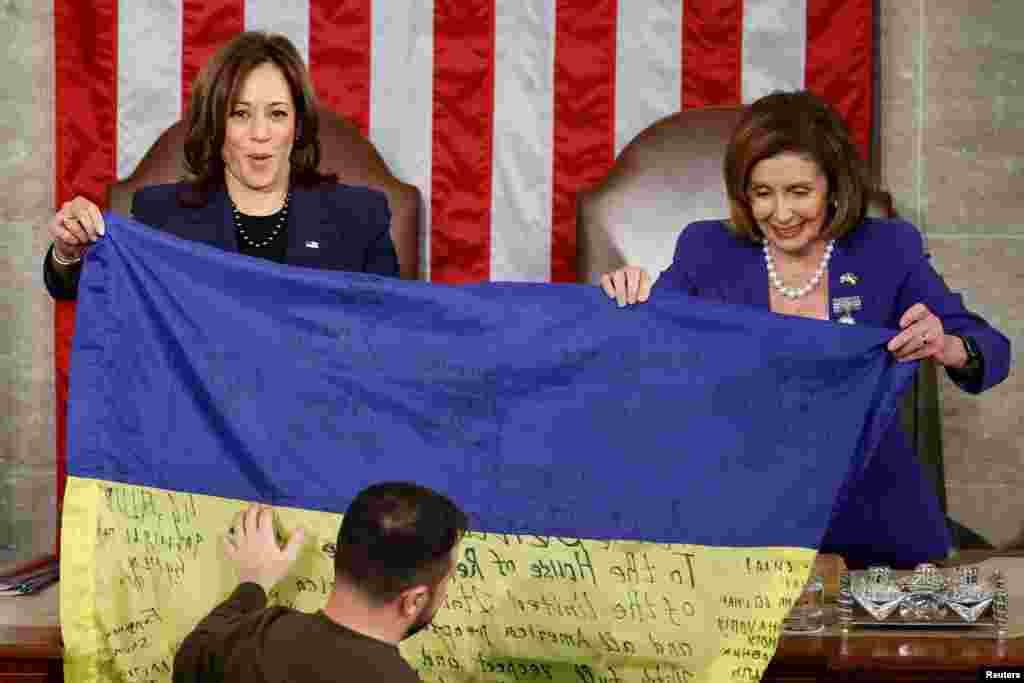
xmin=235 ymin=210 xmax=288 ymax=264
xmin=173 ymin=583 xmax=420 ymax=683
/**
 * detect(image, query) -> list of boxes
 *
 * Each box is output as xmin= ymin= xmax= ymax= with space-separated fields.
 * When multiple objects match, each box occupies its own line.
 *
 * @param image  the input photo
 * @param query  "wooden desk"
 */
xmin=764 ymin=551 xmax=1024 ymax=681
xmin=0 ymin=583 xmax=61 ymax=683
xmin=1 ymin=571 xmax=1022 ymax=683
xmin=765 ymin=552 xmax=1024 ymax=679
xmin=765 ymin=631 xmax=1024 ymax=681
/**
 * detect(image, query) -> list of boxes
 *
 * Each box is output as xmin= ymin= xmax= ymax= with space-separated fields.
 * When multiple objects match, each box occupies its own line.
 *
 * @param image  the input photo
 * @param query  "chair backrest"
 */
xmin=107 ymin=109 xmax=421 ymax=279
xmin=577 ymin=106 xmax=745 ymax=285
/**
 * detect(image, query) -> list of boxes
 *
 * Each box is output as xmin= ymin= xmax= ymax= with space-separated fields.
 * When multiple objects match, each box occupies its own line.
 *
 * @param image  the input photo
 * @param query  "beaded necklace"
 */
xmin=232 ymin=192 xmax=291 ymax=249
xmin=763 ymin=239 xmax=835 ymax=300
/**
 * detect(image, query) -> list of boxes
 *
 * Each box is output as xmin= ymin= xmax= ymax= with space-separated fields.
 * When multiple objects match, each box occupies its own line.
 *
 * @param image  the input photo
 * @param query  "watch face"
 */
xmin=960 ymin=336 xmax=980 ymax=362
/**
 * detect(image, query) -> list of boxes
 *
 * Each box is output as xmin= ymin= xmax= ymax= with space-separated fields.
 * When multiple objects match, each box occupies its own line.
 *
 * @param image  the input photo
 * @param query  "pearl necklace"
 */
xmin=763 ymin=239 xmax=835 ymax=300
xmin=232 ymin=192 xmax=291 ymax=249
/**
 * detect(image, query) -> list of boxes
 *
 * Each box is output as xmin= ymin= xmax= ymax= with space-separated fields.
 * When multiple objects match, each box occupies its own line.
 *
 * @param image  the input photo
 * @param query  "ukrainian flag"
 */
xmin=61 ymin=216 xmax=915 ymax=682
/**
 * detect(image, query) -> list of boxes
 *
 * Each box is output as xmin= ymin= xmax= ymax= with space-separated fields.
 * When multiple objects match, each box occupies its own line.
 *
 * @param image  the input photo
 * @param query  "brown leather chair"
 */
xmin=576 ymin=105 xmax=947 ymax=517
xmin=107 ymin=109 xmax=421 ymax=279
xmin=577 ymin=107 xmax=745 ymax=285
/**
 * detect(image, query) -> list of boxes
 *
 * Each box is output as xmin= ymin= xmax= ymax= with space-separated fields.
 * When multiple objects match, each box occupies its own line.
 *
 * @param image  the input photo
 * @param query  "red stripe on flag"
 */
xmin=55 ymin=1 xmax=117 ymax=208
xmin=552 ymin=0 xmax=617 ymax=283
xmin=682 ymin=0 xmax=743 ymax=108
xmin=806 ymin=0 xmax=873 ymax=163
xmin=309 ymin=0 xmax=372 ymax=137
xmin=182 ymin=0 xmax=244 ymax=112
xmin=431 ymin=0 xmax=495 ymax=283
xmin=54 ymin=299 xmax=75 ymax=550
xmin=54 ymin=0 xmax=118 ymax=554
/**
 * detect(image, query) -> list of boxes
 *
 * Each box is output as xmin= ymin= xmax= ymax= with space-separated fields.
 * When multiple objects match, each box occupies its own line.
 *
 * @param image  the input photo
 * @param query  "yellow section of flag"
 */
xmin=61 ymin=476 xmax=816 ymax=682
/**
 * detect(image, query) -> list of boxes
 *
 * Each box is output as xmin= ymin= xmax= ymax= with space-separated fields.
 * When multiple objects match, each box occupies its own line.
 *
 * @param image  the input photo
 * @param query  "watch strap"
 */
xmin=955 ymin=334 xmax=982 ymax=371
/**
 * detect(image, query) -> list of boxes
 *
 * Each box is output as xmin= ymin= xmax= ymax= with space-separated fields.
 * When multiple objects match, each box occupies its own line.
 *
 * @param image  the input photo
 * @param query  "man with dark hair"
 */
xmin=173 ymin=482 xmax=467 ymax=683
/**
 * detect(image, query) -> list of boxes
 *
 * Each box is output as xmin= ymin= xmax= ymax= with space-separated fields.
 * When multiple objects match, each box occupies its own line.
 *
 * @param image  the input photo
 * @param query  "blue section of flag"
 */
xmin=69 ymin=216 xmax=916 ymax=548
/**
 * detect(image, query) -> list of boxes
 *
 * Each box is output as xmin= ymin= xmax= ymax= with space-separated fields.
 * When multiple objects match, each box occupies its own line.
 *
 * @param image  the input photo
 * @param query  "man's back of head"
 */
xmin=327 ymin=481 xmax=468 ymax=642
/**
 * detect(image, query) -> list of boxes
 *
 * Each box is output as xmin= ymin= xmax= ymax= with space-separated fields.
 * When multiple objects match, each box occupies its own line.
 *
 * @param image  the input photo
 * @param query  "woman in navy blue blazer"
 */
xmin=602 ymin=91 xmax=1010 ymax=568
xmin=45 ymin=31 xmax=398 ymax=300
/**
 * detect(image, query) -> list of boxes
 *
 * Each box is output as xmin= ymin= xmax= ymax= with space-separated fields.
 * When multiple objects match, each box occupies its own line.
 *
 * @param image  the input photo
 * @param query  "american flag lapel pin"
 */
xmin=305 ymin=241 xmax=320 ymax=249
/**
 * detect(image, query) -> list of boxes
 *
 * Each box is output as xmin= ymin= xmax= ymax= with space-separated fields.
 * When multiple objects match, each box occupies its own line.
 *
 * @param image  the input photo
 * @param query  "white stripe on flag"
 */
xmin=118 ymin=0 xmax=182 ymax=180
xmin=245 ymin=0 xmax=310 ymax=65
xmin=615 ymin=0 xmax=682 ymax=155
xmin=742 ymin=0 xmax=807 ymax=101
xmin=490 ymin=0 xmax=556 ymax=282
xmin=370 ymin=0 xmax=435 ymax=280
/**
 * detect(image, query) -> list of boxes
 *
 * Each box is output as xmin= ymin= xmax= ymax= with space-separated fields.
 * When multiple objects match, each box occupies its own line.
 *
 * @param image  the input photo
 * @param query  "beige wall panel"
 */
xmin=0 ymin=2 xmax=55 ymax=561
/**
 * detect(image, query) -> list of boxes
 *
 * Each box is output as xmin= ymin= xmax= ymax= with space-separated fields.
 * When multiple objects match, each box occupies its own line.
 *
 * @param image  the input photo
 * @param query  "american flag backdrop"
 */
xmin=53 ymin=0 xmax=874 ymax=535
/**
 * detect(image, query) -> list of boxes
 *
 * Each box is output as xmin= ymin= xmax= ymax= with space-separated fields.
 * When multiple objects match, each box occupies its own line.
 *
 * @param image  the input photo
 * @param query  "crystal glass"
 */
xmin=848 ymin=563 xmax=1004 ymax=627
xmin=950 ymin=566 xmax=987 ymax=602
xmin=898 ymin=592 xmax=947 ymax=620
xmin=783 ymin=574 xmax=824 ymax=634
xmin=865 ymin=565 xmax=898 ymax=602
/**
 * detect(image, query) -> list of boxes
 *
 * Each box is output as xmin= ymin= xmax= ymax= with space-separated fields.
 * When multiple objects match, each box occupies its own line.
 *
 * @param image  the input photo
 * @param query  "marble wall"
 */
xmin=0 ymin=1 xmax=1020 ymax=561
xmin=879 ymin=0 xmax=1023 ymax=547
xmin=1 ymin=0 xmax=56 ymax=561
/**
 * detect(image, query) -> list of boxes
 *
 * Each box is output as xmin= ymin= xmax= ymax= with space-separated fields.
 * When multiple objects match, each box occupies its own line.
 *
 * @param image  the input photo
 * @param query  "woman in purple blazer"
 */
xmin=602 ymin=91 xmax=1010 ymax=568
xmin=44 ymin=31 xmax=398 ymax=301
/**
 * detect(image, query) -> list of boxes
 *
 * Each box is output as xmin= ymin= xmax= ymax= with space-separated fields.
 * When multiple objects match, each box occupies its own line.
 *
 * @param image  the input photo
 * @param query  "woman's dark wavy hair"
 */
xmin=723 ymin=90 xmax=870 ymax=243
xmin=335 ymin=482 xmax=468 ymax=603
xmin=180 ymin=31 xmax=336 ymax=206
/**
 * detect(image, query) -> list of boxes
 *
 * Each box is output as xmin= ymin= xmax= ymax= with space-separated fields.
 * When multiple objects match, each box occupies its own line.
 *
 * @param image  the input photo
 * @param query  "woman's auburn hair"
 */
xmin=180 ymin=31 xmax=336 ymax=204
xmin=722 ymin=90 xmax=870 ymax=243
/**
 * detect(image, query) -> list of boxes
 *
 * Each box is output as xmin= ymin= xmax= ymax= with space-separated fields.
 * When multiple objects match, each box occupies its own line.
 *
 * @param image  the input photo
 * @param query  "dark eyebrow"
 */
xmin=232 ymin=101 xmax=291 ymax=108
xmin=747 ymin=181 xmax=815 ymax=190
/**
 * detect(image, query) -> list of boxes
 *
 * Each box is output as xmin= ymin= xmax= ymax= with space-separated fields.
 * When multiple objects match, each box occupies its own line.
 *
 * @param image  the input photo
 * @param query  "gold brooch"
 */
xmin=840 ymin=272 xmax=859 ymax=286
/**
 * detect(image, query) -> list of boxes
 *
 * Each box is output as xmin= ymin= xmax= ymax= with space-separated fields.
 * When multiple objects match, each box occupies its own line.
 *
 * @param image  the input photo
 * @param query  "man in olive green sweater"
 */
xmin=174 ymin=482 xmax=467 ymax=683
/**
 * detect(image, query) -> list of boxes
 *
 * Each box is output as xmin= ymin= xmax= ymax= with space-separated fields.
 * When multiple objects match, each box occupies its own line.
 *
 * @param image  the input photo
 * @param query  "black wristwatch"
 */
xmin=955 ymin=335 xmax=982 ymax=372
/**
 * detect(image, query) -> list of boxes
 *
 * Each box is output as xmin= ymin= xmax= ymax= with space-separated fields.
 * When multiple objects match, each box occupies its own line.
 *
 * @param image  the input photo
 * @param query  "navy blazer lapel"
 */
xmin=189 ymin=190 xmax=237 ymax=252
xmin=284 ymin=187 xmax=330 ymax=262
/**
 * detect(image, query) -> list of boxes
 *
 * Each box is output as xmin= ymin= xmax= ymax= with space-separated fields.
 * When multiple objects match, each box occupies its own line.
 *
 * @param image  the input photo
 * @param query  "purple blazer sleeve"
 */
xmin=889 ymin=220 xmax=1011 ymax=393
